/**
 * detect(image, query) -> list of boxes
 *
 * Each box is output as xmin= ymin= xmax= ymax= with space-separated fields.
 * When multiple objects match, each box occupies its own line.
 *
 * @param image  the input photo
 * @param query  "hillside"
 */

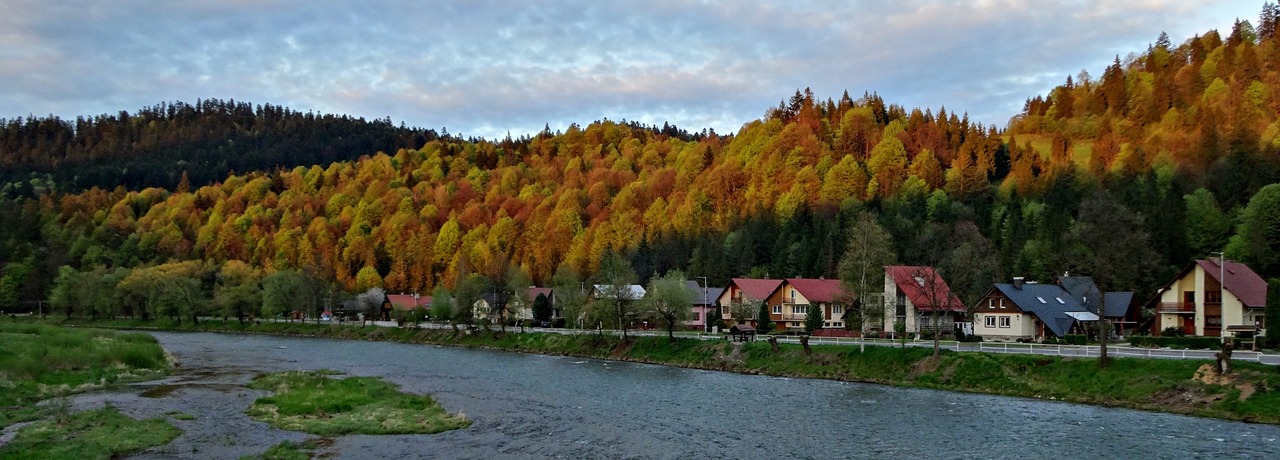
xmin=3 ymin=9 xmax=1280 ymax=315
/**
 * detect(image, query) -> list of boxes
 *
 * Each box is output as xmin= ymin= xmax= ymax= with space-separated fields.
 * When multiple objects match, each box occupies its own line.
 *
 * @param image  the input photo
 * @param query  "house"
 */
xmin=883 ymin=266 xmax=966 ymax=337
xmin=682 ymin=281 xmax=724 ymax=331
xmin=971 ymin=277 xmax=1097 ymax=342
xmin=519 ymin=287 xmax=554 ymax=322
xmin=766 ymin=278 xmax=848 ymax=333
xmin=1150 ymin=258 xmax=1268 ymax=337
xmin=387 ymin=293 xmax=431 ymax=312
xmin=716 ymin=278 xmax=784 ymax=328
xmin=1057 ymin=275 xmax=1139 ymax=336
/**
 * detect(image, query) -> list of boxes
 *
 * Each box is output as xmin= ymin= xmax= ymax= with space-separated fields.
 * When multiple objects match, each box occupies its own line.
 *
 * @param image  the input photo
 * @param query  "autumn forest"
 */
xmin=2 ymin=6 xmax=1280 ymax=319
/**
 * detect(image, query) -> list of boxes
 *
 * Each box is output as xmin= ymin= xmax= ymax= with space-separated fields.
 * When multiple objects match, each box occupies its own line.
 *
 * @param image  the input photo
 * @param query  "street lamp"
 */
xmin=1214 ymin=251 xmax=1226 ymax=343
xmin=699 ymin=276 xmax=709 ymax=334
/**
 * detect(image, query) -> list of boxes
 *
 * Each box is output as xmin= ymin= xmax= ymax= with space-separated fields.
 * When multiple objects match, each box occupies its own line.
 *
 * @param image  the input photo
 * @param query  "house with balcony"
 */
xmin=971 ymin=277 xmax=1097 ymax=342
xmin=765 ymin=278 xmax=848 ymax=333
xmin=883 ymin=266 xmax=966 ymax=337
xmin=716 ymin=278 xmax=784 ymax=328
xmin=1150 ymin=259 xmax=1267 ymax=337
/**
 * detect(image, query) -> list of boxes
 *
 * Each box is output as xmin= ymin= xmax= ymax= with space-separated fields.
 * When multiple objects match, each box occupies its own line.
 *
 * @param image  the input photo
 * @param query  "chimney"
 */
xmin=1012 ymin=277 xmax=1024 ymax=290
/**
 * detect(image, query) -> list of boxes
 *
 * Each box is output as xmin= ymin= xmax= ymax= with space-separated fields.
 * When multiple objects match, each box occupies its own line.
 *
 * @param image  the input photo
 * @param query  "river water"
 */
xmin=64 ymin=332 xmax=1280 ymax=459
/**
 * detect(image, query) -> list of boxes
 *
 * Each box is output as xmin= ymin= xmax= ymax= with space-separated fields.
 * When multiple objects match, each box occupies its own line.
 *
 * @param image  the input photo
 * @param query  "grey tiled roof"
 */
xmin=994 ymin=283 xmax=1090 ymax=337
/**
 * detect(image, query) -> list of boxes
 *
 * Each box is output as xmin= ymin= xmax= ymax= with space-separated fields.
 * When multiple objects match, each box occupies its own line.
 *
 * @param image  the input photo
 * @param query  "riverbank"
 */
xmin=21 ymin=317 xmax=1280 ymax=425
xmin=0 ymin=322 xmax=180 ymax=459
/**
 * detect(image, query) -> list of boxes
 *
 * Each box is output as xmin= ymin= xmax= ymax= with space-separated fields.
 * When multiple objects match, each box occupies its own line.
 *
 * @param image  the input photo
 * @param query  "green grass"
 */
xmin=245 ymin=370 xmax=471 ymax=436
xmin=241 ymin=440 xmax=323 ymax=460
xmin=28 ymin=316 xmax=1280 ymax=425
xmin=0 ymin=321 xmax=169 ymax=427
xmin=0 ymin=404 xmax=180 ymax=460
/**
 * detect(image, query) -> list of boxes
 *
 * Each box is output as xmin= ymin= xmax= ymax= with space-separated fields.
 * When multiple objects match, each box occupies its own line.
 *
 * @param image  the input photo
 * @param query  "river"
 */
xmin=62 ymin=331 xmax=1280 ymax=459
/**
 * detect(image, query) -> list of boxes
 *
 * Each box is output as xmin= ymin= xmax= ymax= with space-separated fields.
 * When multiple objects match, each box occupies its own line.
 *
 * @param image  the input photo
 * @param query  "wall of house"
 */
xmin=772 ymin=284 xmax=811 ymax=331
xmin=1158 ymin=265 xmax=1258 ymax=337
xmin=972 ymin=312 xmax=1035 ymax=341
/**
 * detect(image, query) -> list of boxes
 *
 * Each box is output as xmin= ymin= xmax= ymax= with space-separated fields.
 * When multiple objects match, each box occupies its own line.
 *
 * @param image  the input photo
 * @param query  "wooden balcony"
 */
xmin=1158 ymin=302 xmax=1196 ymax=314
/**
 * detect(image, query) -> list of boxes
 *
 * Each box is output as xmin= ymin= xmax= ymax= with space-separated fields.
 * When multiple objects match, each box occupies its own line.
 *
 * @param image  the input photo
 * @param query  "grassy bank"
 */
xmin=0 ymin=321 xmax=171 ymax=428
xmin=0 ymin=321 xmax=178 ymax=458
xmin=24 ymin=317 xmax=1280 ymax=425
xmin=245 ymin=370 xmax=471 ymax=436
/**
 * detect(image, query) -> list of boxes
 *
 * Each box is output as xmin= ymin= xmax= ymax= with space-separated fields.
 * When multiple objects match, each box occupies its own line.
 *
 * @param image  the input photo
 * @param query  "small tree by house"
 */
xmin=804 ymin=303 xmax=824 ymax=335
xmin=756 ymin=301 xmax=774 ymax=332
xmin=838 ymin=211 xmax=898 ymax=352
xmin=644 ymin=270 xmax=697 ymax=341
xmin=431 ymin=286 xmax=456 ymax=331
xmin=532 ymin=293 xmax=553 ymax=325
xmin=594 ymin=252 xmax=640 ymax=340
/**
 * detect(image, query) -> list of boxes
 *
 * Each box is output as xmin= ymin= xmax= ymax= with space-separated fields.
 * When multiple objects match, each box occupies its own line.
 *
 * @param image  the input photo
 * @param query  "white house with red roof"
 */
xmin=716 ymin=278 xmax=784 ymax=328
xmin=883 ymin=266 xmax=966 ymax=337
xmin=1151 ymin=258 xmax=1268 ymax=337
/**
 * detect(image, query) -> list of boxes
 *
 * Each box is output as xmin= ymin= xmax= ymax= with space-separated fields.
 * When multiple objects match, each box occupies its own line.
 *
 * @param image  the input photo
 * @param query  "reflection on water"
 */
xmin=105 ymin=332 xmax=1280 ymax=459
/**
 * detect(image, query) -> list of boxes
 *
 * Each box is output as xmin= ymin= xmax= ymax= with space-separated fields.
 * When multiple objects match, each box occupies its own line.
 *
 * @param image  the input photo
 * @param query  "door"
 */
xmin=1182 ymin=316 xmax=1195 ymax=336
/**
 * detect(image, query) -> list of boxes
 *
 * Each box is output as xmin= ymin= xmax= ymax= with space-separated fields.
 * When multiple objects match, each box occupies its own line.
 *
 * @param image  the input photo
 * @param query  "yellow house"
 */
xmin=1152 ymin=259 xmax=1268 ymax=337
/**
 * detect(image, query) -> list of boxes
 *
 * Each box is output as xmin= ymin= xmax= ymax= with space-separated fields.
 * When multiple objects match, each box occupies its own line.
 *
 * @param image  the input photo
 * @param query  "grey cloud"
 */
xmin=0 ymin=0 xmax=1261 ymax=139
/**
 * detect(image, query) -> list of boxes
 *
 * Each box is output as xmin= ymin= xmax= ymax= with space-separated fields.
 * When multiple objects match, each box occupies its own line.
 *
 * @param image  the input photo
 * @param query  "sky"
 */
xmin=0 ymin=1 xmax=1264 ymax=140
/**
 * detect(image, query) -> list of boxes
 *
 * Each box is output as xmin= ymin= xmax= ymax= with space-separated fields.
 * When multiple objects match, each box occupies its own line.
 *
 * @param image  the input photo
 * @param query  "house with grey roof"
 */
xmin=970 ymin=277 xmax=1096 ymax=341
xmin=681 ymin=280 xmax=723 ymax=331
xmin=1058 ymin=275 xmax=1139 ymax=335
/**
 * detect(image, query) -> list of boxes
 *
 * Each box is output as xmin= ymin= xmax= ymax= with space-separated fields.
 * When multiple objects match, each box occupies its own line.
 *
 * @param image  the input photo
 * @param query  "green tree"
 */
xmin=452 ymin=274 xmax=488 ymax=331
xmin=838 ymin=211 xmax=897 ymax=352
xmin=643 ymin=270 xmax=696 ymax=341
xmin=49 ymin=266 xmax=80 ymax=319
xmin=593 ymin=252 xmax=640 ymax=340
xmin=532 ymin=293 xmax=553 ymax=324
xmin=214 ymin=260 xmax=262 ymax=323
xmin=756 ymin=301 xmax=774 ymax=332
xmin=804 ymin=303 xmax=824 ymax=334
xmin=1184 ymin=188 xmax=1232 ymax=258
xmin=1063 ymin=193 xmax=1158 ymax=368
xmin=551 ymin=264 xmax=586 ymax=329
xmin=262 ymin=270 xmax=305 ymax=321
xmin=430 ymin=286 xmax=456 ymax=330
xmin=1226 ymin=184 xmax=1280 ymax=278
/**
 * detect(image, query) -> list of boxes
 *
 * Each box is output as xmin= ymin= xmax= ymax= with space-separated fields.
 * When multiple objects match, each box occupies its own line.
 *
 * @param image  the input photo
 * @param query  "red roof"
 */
xmin=387 ymin=294 xmax=429 ymax=310
xmin=1196 ymin=259 xmax=1267 ymax=308
xmin=730 ymin=278 xmax=784 ymax=301
xmin=527 ymin=287 xmax=553 ymax=300
xmin=785 ymin=278 xmax=845 ymax=304
xmin=886 ymin=266 xmax=965 ymax=312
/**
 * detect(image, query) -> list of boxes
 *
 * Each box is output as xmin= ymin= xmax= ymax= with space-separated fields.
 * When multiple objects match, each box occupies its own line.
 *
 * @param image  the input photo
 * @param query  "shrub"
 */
xmin=1062 ymin=334 xmax=1088 ymax=345
xmin=1161 ymin=326 xmax=1186 ymax=337
xmin=1129 ymin=336 xmax=1223 ymax=349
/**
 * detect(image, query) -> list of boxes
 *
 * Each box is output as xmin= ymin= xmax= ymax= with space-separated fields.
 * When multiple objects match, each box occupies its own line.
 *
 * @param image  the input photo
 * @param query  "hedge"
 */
xmin=1128 ymin=336 xmax=1224 ymax=350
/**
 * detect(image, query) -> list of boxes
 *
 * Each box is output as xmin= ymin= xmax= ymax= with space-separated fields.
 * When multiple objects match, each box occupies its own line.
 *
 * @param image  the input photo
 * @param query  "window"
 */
xmin=984 ymin=316 xmax=996 ymax=327
xmin=1055 ymin=297 xmax=1065 ymax=304
xmin=694 ymin=312 xmax=700 ymax=321
xmin=772 ymin=305 xmax=782 ymax=314
xmin=987 ymin=298 xmax=996 ymax=308
xmin=1036 ymin=296 xmax=1047 ymax=304
xmin=833 ymin=321 xmax=843 ymax=328
xmin=790 ymin=289 xmax=796 ymax=302
xmin=791 ymin=305 xmax=806 ymax=315
xmin=999 ymin=298 xmax=1006 ymax=308
xmin=999 ymin=316 xmax=1011 ymax=328
xmin=832 ymin=305 xmax=844 ymax=315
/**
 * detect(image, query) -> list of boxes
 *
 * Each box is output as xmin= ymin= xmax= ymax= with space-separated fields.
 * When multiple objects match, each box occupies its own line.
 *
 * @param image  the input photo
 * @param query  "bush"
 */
xmin=1129 ymin=336 xmax=1223 ymax=349
xmin=1161 ymin=326 xmax=1185 ymax=337
xmin=1062 ymin=334 xmax=1088 ymax=345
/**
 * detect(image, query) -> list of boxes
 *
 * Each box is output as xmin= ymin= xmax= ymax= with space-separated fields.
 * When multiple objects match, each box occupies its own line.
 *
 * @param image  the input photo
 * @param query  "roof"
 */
xmin=705 ymin=288 xmax=725 ymax=306
xmin=731 ymin=323 xmax=756 ymax=332
xmin=1058 ymin=276 xmax=1133 ymax=318
xmin=386 ymin=294 xmax=429 ymax=310
xmin=730 ymin=278 xmax=784 ymax=302
xmin=527 ymin=287 xmax=553 ymax=300
xmin=992 ymin=283 xmax=1091 ymax=337
xmin=592 ymin=284 xmax=646 ymax=300
xmin=1196 ymin=259 xmax=1267 ymax=308
xmin=785 ymin=278 xmax=845 ymax=304
xmin=886 ymin=266 xmax=965 ymax=312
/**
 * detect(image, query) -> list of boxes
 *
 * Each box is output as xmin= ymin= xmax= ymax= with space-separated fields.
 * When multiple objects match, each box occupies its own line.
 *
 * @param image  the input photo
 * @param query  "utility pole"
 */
xmin=699 ymin=276 xmax=709 ymax=333
xmin=1214 ymin=251 xmax=1226 ymax=343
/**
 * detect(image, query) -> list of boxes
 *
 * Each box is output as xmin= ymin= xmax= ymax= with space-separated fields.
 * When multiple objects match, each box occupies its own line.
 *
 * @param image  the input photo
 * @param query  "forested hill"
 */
xmin=1006 ymin=6 xmax=1280 ymax=210
xmin=0 ymin=99 xmax=437 ymax=195
xmin=3 ymin=8 xmax=1280 ymax=314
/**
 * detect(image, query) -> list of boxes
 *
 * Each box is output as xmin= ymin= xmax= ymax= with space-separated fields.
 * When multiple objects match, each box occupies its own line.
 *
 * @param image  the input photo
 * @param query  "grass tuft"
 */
xmin=246 ymin=370 xmax=471 ymax=436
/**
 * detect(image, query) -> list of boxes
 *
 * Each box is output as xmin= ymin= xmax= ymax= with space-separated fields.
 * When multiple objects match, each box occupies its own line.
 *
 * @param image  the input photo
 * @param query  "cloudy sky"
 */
xmin=0 ymin=1 xmax=1262 ymax=140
